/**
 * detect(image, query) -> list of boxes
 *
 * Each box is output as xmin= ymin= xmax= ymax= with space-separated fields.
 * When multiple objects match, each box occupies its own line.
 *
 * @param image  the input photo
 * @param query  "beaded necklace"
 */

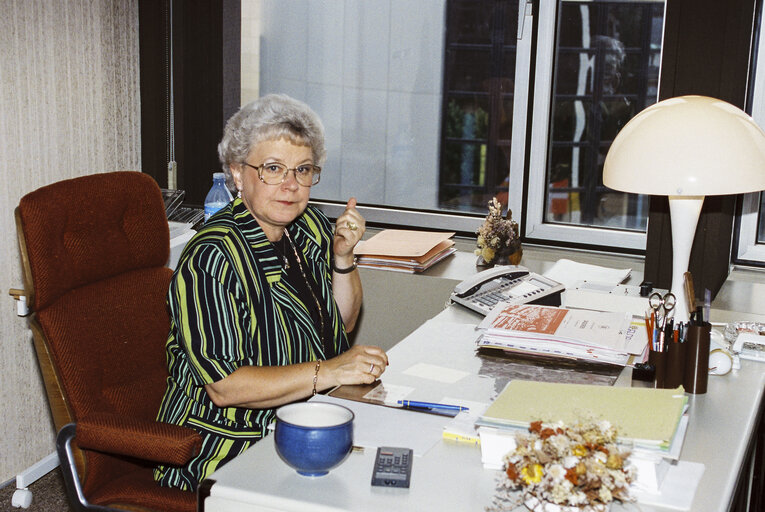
xmin=281 ymin=229 xmax=327 ymax=351
xmin=272 ymin=236 xmax=290 ymax=269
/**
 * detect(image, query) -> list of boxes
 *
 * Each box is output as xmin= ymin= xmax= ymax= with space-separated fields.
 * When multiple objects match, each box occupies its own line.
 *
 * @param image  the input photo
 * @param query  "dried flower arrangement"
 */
xmin=489 ymin=420 xmax=635 ymax=512
xmin=475 ymin=197 xmax=522 ymax=266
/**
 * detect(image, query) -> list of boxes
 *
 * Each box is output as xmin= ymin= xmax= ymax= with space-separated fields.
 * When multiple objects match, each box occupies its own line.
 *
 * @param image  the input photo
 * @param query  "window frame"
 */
xmin=735 ymin=0 xmax=765 ymax=265
xmin=735 ymin=192 xmax=765 ymax=263
xmin=522 ymin=0 xmax=657 ymax=251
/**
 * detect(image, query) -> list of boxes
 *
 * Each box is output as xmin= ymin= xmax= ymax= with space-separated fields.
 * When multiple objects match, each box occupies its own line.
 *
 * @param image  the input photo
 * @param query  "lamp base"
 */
xmin=668 ymin=195 xmax=705 ymax=323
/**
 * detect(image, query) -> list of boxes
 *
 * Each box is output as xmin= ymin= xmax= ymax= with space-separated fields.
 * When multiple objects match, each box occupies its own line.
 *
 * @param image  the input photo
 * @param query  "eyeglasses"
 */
xmin=243 ymin=161 xmax=321 ymax=187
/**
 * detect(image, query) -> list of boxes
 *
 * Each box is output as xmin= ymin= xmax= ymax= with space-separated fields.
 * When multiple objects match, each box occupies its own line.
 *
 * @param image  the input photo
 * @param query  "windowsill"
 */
xmin=360 ymin=228 xmax=765 ymax=323
xmin=365 ymin=230 xmax=646 ymax=287
xmin=713 ymin=265 xmax=765 ymax=321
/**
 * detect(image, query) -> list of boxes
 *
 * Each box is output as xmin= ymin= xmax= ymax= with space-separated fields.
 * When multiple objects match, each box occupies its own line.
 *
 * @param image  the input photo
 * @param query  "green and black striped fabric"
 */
xmin=154 ymin=198 xmax=350 ymax=491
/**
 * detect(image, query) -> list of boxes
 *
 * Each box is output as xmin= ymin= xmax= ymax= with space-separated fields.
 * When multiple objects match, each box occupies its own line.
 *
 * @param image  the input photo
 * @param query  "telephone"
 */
xmin=450 ymin=265 xmax=565 ymax=316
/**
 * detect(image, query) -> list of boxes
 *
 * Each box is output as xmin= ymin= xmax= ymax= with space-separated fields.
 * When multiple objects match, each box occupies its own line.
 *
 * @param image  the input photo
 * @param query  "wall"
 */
xmin=0 ymin=0 xmax=141 ymax=482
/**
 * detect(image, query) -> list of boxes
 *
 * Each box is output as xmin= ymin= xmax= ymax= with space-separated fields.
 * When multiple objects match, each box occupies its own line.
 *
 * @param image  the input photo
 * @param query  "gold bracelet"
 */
xmin=312 ymin=360 xmax=321 ymax=396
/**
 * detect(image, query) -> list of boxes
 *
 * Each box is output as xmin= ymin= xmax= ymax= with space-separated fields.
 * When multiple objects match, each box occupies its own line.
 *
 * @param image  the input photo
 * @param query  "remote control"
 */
xmin=371 ymin=446 xmax=413 ymax=488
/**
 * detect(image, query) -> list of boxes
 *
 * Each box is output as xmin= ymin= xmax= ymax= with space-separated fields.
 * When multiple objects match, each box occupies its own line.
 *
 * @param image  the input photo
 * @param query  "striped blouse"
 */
xmin=154 ymin=198 xmax=350 ymax=491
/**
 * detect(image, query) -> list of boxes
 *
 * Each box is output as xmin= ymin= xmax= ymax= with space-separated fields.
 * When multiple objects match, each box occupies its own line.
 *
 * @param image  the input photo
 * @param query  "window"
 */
xmin=438 ymin=0 xmax=519 ymax=212
xmin=245 ymin=0 xmax=665 ymax=249
xmin=736 ymin=0 xmax=765 ymax=265
xmin=736 ymin=193 xmax=765 ymax=263
xmin=526 ymin=0 xmax=663 ymax=249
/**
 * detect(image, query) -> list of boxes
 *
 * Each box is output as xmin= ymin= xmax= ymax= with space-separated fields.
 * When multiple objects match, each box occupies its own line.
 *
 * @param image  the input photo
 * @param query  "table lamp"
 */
xmin=603 ymin=95 xmax=765 ymax=321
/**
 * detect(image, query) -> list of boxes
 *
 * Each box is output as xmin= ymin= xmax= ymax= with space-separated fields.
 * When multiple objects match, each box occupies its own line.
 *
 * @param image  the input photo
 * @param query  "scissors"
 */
xmin=649 ymin=292 xmax=676 ymax=327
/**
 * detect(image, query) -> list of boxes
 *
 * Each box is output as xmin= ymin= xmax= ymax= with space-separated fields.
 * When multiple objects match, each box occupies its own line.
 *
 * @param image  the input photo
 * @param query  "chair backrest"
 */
xmin=16 ymin=170 xmax=172 ymax=434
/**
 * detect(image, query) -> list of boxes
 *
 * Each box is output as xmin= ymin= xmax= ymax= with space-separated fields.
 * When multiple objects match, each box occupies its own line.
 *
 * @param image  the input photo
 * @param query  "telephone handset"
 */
xmin=450 ymin=265 xmax=565 ymax=316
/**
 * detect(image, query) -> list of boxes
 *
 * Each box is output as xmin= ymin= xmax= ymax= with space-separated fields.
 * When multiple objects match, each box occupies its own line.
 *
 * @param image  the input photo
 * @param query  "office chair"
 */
xmin=15 ymin=171 xmax=202 ymax=512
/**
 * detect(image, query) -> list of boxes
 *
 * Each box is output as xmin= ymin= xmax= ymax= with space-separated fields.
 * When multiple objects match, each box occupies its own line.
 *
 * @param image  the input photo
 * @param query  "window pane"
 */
xmin=446 ymin=0 xmax=494 ymax=45
xmin=444 ymin=96 xmax=490 ymax=140
xmin=544 ymin=0 xmax=664 ymax=230
xmin=439 ymin=0 xmax=519 ymax=213
xmin=446 ymin=50 xmax=492 ymax=92
xmin=735 ymin=1 xmax=765 ymax=264
xmin=255 ymin=0 xmax=524 ymax=216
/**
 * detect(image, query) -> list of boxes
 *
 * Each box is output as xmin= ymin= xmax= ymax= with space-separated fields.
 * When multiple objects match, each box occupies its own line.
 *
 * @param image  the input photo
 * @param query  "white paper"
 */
xmin=543 ymin=258 xmax=631 ymax=289
xmin=442 ymin=399 xmax=489 ymax=443
xmin=402 ymin=362 xmax=469 ymax=383
xmin=632 ymin=460 xmax=705 ymax=510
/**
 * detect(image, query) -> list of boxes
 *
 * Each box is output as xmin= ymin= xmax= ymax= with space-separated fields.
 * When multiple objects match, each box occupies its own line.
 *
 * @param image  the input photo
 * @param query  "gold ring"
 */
xmin=347 ymin=221 xmax=358 ymax=231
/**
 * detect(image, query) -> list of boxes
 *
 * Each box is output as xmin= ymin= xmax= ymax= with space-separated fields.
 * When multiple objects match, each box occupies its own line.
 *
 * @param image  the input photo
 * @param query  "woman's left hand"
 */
xmin=322 ymin=345 xmax=388 ymax=387
xmin=334 ymin=197 xmax=365 ymax=264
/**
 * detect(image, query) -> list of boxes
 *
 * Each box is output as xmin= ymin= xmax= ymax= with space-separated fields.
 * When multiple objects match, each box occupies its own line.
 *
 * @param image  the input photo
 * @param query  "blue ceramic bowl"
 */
xmin=274 ymin=402 xmax=354 ymax=477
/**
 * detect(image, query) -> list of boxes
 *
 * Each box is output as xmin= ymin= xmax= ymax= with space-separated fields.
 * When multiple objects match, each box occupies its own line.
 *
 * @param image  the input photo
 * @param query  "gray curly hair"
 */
xmin=218 ymin=94 xmax=326 ymax=188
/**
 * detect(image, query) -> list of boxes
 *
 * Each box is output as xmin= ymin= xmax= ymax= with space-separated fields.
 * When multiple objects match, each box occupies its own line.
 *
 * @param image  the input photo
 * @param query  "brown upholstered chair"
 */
xmin=15 ymin=171 xmax=201 ymax=512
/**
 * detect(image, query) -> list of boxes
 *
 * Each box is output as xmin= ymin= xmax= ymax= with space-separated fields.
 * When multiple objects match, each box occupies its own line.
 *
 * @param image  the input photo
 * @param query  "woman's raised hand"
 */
xmin=334 ymin=198 xmax=365 ymax=264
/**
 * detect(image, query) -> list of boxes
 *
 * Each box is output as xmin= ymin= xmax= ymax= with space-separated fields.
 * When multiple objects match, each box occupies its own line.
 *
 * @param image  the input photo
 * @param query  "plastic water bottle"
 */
xmin=204 ymin=172 xmax=233 ymax=222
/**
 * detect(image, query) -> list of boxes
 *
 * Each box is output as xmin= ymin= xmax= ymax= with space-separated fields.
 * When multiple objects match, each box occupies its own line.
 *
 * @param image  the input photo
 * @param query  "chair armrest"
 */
xmin=8 ymin=288 xmax=29 ymax=316
xmin=8 ymin=288 xmax=26 ymax=300
xmin=75 ymin=412 xmax=202 ymax=466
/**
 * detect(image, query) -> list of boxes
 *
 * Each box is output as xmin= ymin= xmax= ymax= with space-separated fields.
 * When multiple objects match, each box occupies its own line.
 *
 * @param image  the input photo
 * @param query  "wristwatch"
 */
xmin=333 ymin=258 xmax=357 ymax=274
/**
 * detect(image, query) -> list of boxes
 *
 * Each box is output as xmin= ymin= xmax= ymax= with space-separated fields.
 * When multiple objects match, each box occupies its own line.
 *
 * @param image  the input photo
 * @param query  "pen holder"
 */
xmin=631 ymin=362 xmax=655 ymax=382
xmin=683 ymin=323 xmax=711 ymax=394
xmin=648 ymin=348 xmax=667 ymax=389
xmin=665 ymin=341 xmax=686 ymax=389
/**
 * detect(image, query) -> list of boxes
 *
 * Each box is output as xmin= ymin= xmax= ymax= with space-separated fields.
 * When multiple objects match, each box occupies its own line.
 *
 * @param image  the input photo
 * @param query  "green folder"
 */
xmin=478 ymin=380 xmax=687 ymax=450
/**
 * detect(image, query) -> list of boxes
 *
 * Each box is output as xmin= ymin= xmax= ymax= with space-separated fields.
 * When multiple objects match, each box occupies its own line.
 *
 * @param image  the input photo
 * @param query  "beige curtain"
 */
xmin=0 ymin=0 xmax=141 ymax=481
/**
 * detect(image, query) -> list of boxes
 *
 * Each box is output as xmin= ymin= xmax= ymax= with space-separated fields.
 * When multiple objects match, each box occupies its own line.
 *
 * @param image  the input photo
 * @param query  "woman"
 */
xmin=155 ymin=94 xmax=388 ymax=491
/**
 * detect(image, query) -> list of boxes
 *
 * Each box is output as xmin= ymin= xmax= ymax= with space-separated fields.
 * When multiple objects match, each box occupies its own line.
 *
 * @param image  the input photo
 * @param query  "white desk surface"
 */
xmin=202 ymin=304 xmax=765 ymax=512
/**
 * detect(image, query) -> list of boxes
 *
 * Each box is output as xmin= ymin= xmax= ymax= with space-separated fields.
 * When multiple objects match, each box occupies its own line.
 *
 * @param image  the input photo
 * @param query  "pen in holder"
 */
xmin=683 ymin=322 xmax=711 ymax=394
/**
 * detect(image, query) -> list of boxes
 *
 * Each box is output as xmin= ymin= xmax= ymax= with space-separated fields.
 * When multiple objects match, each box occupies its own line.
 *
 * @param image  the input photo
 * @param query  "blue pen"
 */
xmin=397 ymin=400 xmax=469 ymax=412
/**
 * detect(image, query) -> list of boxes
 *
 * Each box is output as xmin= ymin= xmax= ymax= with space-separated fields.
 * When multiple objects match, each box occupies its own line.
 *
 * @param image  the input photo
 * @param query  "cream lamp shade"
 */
xmin=603 ymin=95 xmax=765 ymax=321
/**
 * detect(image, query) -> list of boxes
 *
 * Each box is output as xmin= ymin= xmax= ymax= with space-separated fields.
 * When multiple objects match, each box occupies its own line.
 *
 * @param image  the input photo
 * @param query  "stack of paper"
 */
xmin=478 ymin=380 xmax=687 ymax=451
xmin=476 ymin=303 xmax=644 ymax=366
xmin=353 ymin=229 xmax=456 ymax=273
xmin=441 ymin=400 xmax=489 ymax=446
xmin=477 ymin=380 xmax=689 ymax=477
xmin=543 ymin=258 xmax=631 ymax=289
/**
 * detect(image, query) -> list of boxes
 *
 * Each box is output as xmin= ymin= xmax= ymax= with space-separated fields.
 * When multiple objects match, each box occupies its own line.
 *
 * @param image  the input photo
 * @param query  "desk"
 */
xmin=201 ymin=305 xmax=765 ymax=512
